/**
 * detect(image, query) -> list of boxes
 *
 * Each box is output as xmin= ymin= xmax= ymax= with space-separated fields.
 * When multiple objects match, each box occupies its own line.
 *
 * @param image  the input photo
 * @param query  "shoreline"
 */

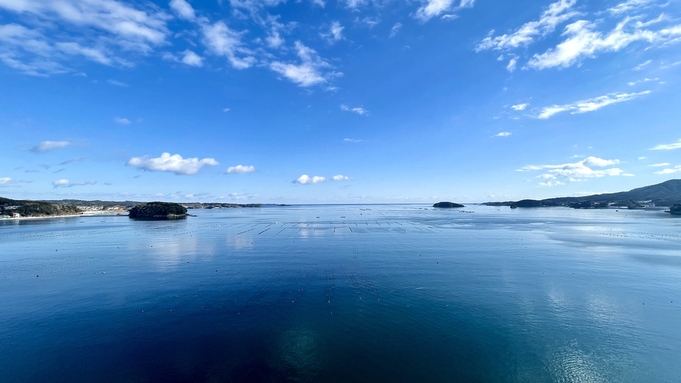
xmin=0 ymin=211 xmax=129 ymax=221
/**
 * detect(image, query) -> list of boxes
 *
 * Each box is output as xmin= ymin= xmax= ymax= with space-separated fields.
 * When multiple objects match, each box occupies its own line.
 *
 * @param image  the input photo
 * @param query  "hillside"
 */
xmin=484 ymin=179 xmax=681 ymax=208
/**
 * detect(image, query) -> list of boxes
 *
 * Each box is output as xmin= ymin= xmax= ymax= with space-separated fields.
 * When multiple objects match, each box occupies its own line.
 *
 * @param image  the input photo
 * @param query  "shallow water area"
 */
xmin=1 ymin=205 xmax=680 ymax=382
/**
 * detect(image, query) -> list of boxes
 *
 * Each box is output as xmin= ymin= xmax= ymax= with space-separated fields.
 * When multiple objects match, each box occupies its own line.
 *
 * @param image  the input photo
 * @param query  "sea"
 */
xmin=0 ymin=204 xmax=680 ymax=382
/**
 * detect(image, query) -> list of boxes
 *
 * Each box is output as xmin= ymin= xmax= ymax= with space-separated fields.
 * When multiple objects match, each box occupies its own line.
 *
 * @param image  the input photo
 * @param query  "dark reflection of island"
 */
xmin=128 ymin=202 xmax=188 ymax=220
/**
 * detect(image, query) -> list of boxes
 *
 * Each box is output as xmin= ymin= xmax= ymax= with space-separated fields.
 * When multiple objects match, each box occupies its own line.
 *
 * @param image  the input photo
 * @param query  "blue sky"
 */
xmin=1 ymin=0 xmax=681 ymax=203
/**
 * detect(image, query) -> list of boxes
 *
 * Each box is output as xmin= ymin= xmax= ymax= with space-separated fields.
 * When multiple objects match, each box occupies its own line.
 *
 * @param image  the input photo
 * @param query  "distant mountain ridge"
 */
xmin=484 ymin=179 xmax=681 ymax=208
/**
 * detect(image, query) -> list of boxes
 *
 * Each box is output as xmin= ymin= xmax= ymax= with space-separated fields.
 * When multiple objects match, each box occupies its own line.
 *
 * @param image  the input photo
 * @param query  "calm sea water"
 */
xmin=1 ymin=205 xmax=680 ymax=382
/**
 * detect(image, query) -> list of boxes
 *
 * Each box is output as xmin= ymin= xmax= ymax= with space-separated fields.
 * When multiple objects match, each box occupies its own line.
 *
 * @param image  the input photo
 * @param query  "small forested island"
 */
xmin=433 ymin=202 xmax=465 ymax=208
xmin=670 ymin=205 xmax=681 ymax=215
xmin=0 ymin=197 xmax=81 ymax=218
xmin=128 ymin=202 xmax=188 ymax=220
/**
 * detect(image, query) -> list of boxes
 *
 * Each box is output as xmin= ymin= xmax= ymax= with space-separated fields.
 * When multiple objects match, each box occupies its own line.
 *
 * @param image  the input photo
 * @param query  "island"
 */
xmin=670 ymin=204 xmax=681 ymax=216
xmin=433 ymin=202 xmax=465 ymax=208
xmin=128 ymin=202 xmax=188 ymax=220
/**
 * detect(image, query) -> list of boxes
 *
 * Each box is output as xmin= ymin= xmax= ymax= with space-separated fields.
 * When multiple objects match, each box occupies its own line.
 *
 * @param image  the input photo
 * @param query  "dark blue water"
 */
xmin=1 ymin=205 xmax=680 ymax=382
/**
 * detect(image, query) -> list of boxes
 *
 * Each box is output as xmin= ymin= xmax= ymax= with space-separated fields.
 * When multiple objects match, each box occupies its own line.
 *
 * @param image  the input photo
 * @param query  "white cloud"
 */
xmin=476 ymin=0 xmax=578 ymax=51
xmin=539 ymin=180 xmax=565 ymax=187
xmin=344 ymin=138 xmax=362 ymax=142
xmin=628 ymin=77 xmax=658 ymax=86
xmin=321 ymin=21 xmax=344 ymax=43
xmin=538 ymin=91 xmax=650 ymax=118
xmin=202 ymin=21 xmax=255 ymax=69
xmin=107 ymin=79 xmax=128 ymax=87
xmin=651 ymin=139 xmax=681 ymax=150
xmin=343 ymin=0 xmax=368 ymax=11
xmin=415 ymin=0 xmax=475 ymax=22
xmin=654 ymin=165 xmax=681 ymax=174
xmin=0 ymin=24 xmax=112 ymax=75
xmin=223 ymin=108 xmax=230 ymax=112
xmin=608 ymin=0 xmax=654 ymax=15
xmin=114 ymin=117 xmax=130 ymax=124
xmin=293 ymin=174 xmax=326 ymax=184
xmin=270 ymin=41 xmax=339 ymax=87
xmin=52 ymin=179 xmax=96 ymax=188
xmin=126 ymin=152 xmax=219 ymax=175
xmin=519 ymin=156 xmax=629 ymax=184
xmin=229 ymin=0 xmax=286 ymax=13
xmin=0 ymin=0 xmax=169 ymax=74
xmin=511 ymin=103 xmax=528 ymax=111
xmin=169 ymin=0 xmax=195 ymax=21
xmin=495 ymin=132 xmax=512 ymax=137
xmin=650 ymin=162 xmax=670 ymax=167
xmin=332 ymin=175 xmax=350 ymax=181
xmin=30 ymin=140 xmax=70 ymax=152
xmin=226 ymin=165 xmax=256 ymax=174
xmin=634 ymin=59 xmax=652 ymax=70
xmin=506 ymin=57 xmax=517 ymax=72
xmin=390 ymin=22 xmax=403 ymax=38
xmin=180 ymin=49 xmax=203 ymax=67
xmin=638 ymin=156 xmax=647 ymax=160
xmin=340 ymin=104 xmax=369 ymax=115
xmin=528 ymin=18 xmax=681 ymax=70
xmin=0 ymin=177 xmax=12 ymax=187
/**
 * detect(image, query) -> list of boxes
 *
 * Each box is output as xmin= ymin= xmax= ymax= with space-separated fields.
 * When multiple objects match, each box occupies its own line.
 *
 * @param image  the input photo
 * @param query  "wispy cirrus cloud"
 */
xmin=332 ymin=175 xmax=350 ymax=181
xmin=293 ymin=174 xmax=326 ymax=184
xmin=127 ymin=152 xmax=219 ymax=175
xmin=341 ymin=104 xmax=369 ymax=115
xmin=476 ymin=0 xmax=578 ymax=51
xmin=52 ymin=179 xmax=96 ymax=188
xmin=270 ymin=41 xmax=340 ymax=87
xmin=527 ymin=18 xmax=681 ymax=70
xmin=114 ymin=117 xmax=131 ymax=124
xmin=519 ymin=156 xmax=632 ymax=185
xmin=226 ymin=165 xmax=256 ymax=174
xmin=650 ymin=139 xmax=681 ymax=150
xmin=390 ymin=22 xmax=402 ymax=38
xmin=0 ymin=0 xmax=170 ymax=75
xmin=321 ymin=21 xmax=344 ymax=44
xmin=201 ymin=21 xmax=255 ymax=70
xmin=537 ymin=91 xmax=650 ymax=119
xmin=477 ymin=0 xmax=681 ymax=71
xmin=107 ymin=79 xmax=128 ymax=87
xmin=511 ymin=103 xmax=528 ymax=111
xmin=30 ymin=140 xmax=70 ymax=153
xmin=494 ymin=132 xmax=512 ymax=137
xmin=415 ymin=0 xmax=475 ymax=22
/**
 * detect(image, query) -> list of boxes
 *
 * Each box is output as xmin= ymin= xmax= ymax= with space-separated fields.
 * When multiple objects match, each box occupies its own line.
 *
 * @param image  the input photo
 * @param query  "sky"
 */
xmin=1 ymin=0 xmax=681 ymax=203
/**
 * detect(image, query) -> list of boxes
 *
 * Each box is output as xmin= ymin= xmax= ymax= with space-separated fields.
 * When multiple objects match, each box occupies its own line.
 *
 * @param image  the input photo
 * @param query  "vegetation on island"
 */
xmin=433 ymin=202 xmax=465 ymax=208
xmin=128 ymin=202 xmax=188 ymax=220
xmin=0 ymin=197 xmax=81 ymax=218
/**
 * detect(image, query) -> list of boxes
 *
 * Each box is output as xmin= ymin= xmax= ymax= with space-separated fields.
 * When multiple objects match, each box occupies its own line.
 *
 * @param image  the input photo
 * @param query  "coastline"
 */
xmin=1 ymin=211 xmax=129 ymax=221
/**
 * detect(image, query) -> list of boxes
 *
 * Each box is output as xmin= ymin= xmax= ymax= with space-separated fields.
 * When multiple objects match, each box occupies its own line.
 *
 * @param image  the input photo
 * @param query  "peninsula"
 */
xmin=0 ymin=197 xmax=81 ymax=219
xmin=484 ymin=179 xmax=681 ymax=212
